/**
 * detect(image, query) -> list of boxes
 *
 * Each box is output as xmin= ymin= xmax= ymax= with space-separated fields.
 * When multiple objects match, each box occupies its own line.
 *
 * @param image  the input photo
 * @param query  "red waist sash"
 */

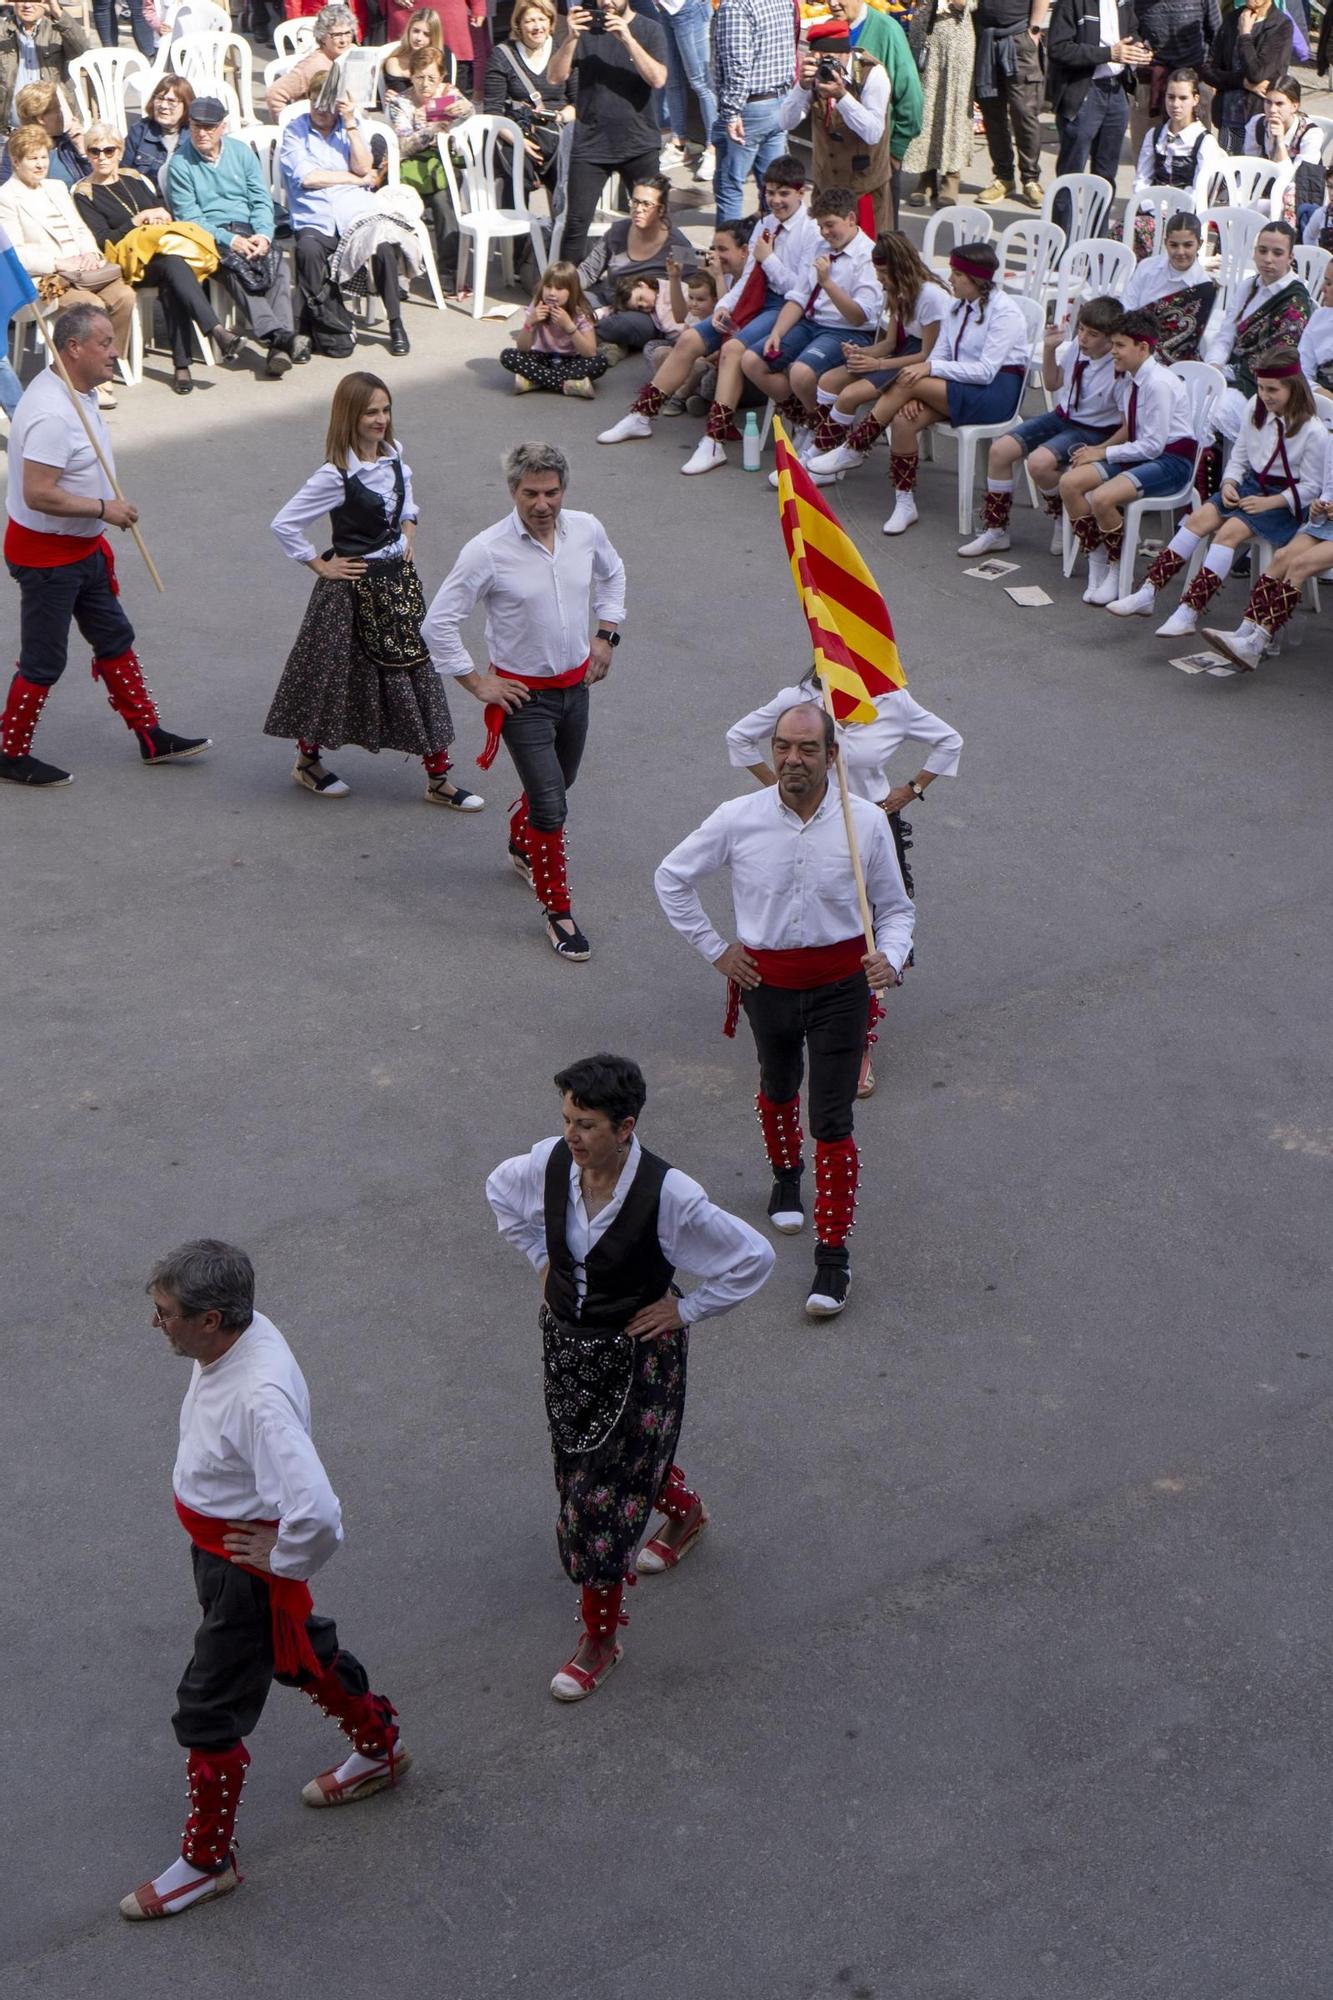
xmin=477 ymin=657 xmax=588 ymax=770
xmin=724 ymin=936 xmax=868 ymax=1037
xmin=4 ymin=520 xmax=119 ymax=586
xmin=174 ymin=1495 xmax=322 ymax=1679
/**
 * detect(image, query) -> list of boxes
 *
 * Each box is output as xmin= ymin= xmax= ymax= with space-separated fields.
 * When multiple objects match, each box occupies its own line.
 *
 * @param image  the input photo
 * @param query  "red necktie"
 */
xmin=804 ymin=248 xmax=832 ymax=319
xmin=953 ymin=301 xmax=971 ymax=354
xmin=1070 ymin=357 xmax=1086 ymax=411
xmin=1127 ymin=383 xmax=1139 ymax=441
xmin=732 ymin=221 xmax=783 ymax=329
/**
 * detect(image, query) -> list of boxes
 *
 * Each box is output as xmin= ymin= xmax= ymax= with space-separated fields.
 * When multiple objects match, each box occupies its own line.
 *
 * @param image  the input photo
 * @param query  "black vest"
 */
xmin=543 ymin=1139 xmax=674 ymax=1330
xmin=1150 ymin=125 xmax=1205 ymax=188
xmin=329 ymin=458 xmax=405 ymax=558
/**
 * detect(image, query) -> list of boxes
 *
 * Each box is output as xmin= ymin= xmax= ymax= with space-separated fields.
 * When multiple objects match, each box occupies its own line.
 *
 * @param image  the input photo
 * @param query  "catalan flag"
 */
xmin=773 ymin=418 xmax=907 ymax=722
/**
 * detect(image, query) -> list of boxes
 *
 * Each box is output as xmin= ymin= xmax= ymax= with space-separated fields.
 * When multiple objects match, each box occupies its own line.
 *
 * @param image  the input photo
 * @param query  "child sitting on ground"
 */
xmin=499 ymin=262 xmax=607 ymax=399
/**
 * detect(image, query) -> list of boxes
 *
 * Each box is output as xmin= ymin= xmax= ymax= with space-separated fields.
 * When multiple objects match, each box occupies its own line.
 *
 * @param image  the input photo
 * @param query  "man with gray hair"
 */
xmin=121 ymin=1239 xmax=410 ymax=1922
xmin=422 ymin=441 xmax=627 ymax=962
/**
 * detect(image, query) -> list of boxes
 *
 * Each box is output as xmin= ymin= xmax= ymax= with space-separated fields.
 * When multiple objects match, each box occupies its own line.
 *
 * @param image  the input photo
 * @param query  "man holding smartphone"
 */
xmin=547 ymin=0 xmax=667 ymax=265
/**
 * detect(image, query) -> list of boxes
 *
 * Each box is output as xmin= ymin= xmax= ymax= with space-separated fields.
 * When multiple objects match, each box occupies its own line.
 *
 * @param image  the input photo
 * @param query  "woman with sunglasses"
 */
xmin=73 ymin=121 xmax=241 ymax=395
xmin=122 ymin=75 xmax=195 ymax=191
xmin=576 ymin=175 xmax=697 ymax=357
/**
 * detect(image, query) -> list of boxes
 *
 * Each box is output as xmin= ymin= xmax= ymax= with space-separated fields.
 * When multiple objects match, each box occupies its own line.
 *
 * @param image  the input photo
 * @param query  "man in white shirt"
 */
xmin=486 ymin=1052 xmax=773 ymax=1703
xmin=422 ymin=441 xmax=627 ymax=964
xmin=1 ymin=302 xmax=209 ymax=788
xmin=121 ymin=1240 xmax=409 ymax=1924
xmin=655 ymin=700 xmax=914 ymax=1318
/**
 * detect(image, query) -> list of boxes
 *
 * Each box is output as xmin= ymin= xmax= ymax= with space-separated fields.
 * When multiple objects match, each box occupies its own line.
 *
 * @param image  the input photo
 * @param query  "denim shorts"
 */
xmin=1011 ymin=408 xmax=1116 ymax=462
xmin=766 ymin=318 xmax=877 ymax=375
xmin=735 ymin=303 xmax=785 ymax=355
xmin=1093 ymin=450 xmax=1194 ymax=498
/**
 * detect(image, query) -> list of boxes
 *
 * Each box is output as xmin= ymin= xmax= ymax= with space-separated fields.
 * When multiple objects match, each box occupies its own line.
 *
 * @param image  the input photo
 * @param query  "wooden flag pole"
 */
xmin=32 ymin=304 xmax=165 ymax=593
xmin=814 ymin=669 xmax=885 ymax=995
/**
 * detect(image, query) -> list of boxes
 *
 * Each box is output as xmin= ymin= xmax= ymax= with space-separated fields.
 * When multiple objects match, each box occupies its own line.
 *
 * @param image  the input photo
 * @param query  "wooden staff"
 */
xmin=32 ymin=302 xmax=165 ymax=593
xmin=815 ymin=668 xmax=885 ymax=994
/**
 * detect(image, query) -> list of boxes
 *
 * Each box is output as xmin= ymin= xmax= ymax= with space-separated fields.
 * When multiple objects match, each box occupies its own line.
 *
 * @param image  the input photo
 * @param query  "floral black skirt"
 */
xmin=263 ymin=559 xmax=455 ymax=757
xmin=551 ymin=1325 xmax=688 ymax=1588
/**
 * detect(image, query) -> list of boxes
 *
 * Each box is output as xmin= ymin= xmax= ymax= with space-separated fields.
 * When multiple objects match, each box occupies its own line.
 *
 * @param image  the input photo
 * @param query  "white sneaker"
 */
xmin=681 ymin=436 xmax=727 ymax=475
xmin=694 ymin=146 xmax=715 ymax=180
xmin=598 ymin=410 xmax=653 ymax=444
xmin=1082 ymin=550 xmax=1111 ymax=604
xmin=1087 ymin=566 xmax=1120 ymax=607
xmin=1107 ymin=583 xmax=1156 ymax=618
xmin=881 ymin=492 xmax=918 ymax=536
xmin=808 ymin=440 xmax=865 ymax=475
xmin=1202 ymin=623 xmax=1265 ymax=670
xmin=957 ymin=525 xmax=1010 ymax=557
xmin=1155 ymin=602 xmax=1198 ymax=638
xmin=659 ymin=140 xmax=687 ymax=169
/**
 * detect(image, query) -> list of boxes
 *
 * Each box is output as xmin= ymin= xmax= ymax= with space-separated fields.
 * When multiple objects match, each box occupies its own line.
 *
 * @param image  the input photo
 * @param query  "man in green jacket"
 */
xmin=0 ymin=0 xmax=92 ymax=132
xmin=781 ymin=9 xmax=922 ymax=229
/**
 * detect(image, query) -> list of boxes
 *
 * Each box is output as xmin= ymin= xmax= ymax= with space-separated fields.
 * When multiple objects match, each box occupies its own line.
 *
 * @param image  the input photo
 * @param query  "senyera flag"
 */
xmin=772 ymin=417 xmax=907 ymax=721
xmin=0 ymin=221 xmax=37 ymax=330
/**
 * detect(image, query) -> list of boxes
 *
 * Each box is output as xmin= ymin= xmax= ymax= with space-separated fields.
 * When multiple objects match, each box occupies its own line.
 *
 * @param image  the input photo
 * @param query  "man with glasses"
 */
xmin=547 ymin=0 xmax=668 ymax=266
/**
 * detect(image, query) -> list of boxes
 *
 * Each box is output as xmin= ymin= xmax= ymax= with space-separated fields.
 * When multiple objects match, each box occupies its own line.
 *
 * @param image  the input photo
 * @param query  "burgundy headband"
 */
xmin=949 ymin=251 xmax=993 ymax=283
xmin=1253 ymin=355 xmax=1303 ymax=380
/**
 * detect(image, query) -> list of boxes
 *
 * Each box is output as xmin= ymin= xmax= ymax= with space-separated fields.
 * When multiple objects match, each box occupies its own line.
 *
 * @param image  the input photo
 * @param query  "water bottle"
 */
xmin=741 ymin=411 xmax=761 ymax=473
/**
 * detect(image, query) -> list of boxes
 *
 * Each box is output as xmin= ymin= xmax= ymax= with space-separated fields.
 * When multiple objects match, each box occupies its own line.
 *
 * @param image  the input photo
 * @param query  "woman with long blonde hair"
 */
xmin=265 ymin=372 xmax=483 ymax=810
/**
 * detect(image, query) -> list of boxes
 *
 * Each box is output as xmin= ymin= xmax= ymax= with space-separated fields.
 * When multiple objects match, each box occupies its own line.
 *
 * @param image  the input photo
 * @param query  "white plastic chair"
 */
xmin=273 ymin=18 xmax=315 ymax=58
xmin=1040 ymin=172 xmax=1113 ymax=244
xmin=545 ymin=118 xmax=577 ymax=264
xmin=995 ymin=217 xmax=1064 ymax=302
xmin=262 ymin=50 xmax=303 ymax=93
xmin=1311 ymin=115 xmax=1333 ymax=166
xmin=1207 ymin=155 xmax=1291 ymax=216
xmin=235 ymin=120 xmax=285 ymax=208
xmin=68 ymin=48 xmax=152 ymax=135
xmin=438 ymin=114 xmax=546 ymax=318
xmin=362 ymin=115 xmax=446 ymax=310
xmin=1292 ymin=245 xmax=1331 ymax=296
xmin=1054 ymin=235 xmax=1133 ymax=304
xmin=1200 ymin=204 xmax=1265 ymax=314
xmin=933 ymin=294 xmax=1044 ymax=534
xmin=920 ymin=205 xmax=993 ymax=272
xmin=1128 ymin=188 xmax=1201 ymax=263
xmin=1064 ymin=361 xmax=1224 ymax=596
xmin=171 ymin=32 xmax=258 ymax=126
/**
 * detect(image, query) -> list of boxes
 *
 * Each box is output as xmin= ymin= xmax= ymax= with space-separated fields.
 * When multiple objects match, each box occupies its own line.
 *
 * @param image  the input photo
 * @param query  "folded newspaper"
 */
xmin=315 ymin=50 xmax=382 ymax=112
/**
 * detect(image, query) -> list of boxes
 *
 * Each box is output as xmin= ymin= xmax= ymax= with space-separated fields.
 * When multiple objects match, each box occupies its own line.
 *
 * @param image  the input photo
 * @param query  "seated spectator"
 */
xmin=1302 ymin=162 xmax=1333 ymax=254
xmin=384 ymin=48 xmax=469 ymax=281
xmin=386 ymin=0 xmax=482 ymax=95
xmin=806 ymin=230 xmax=951 ymax=469
xmin=1205 ymin=405 xmax=1333 ymax=669
xmin=0 ymin=0 xmax=93 ymax=135
xmin=167 ymin=96 xmax=310 ymax=378
xmin=1124 ymin=70 xmax=1221 ymax=254
xmin=266 ymin=4 xmax=359 ymax=114
xmin=641 ymin=261 xmax=719 ymax=390
xmin=1121 ymin=208 xmax=1216 ymax=361
xmin=499 ymin=258 xmax=608 ymax=396
xmin=1112 ymin=349 xmax=1324 ymax=634
xmin=577 ymin=174 xmax=696 ymax=355
xmin=1242 ymin=75 xmax=1325 ymax=228
xmin=483 ymin=0 xmax=574 ymax=198
xmin=123 ymin=74 xmax=194 ymax=190
xmin=0 ymin=81 xmax=88 ymax=189
xmin=1203 ymin=219 xmax=1312 ymax=447
xmin=281 ymin=76 xmax=411 ymax=357
xmin=1202 ymin=0 xmax=1292 ymax=155
xmin=382 ymin=6 xmax=444 ymax=97
xmin=1297 ymin=259 xmax=1333 ymax=391
xmin=73 ymin=119 xmax=241 ymax=394
xmin=0 ymin=124 xmax=134 ymax=407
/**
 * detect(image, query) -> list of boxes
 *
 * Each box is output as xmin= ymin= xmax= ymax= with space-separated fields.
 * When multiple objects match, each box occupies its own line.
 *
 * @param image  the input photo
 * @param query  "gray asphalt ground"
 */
xmin=5 ymin=129 xmax=1333 ymax=1997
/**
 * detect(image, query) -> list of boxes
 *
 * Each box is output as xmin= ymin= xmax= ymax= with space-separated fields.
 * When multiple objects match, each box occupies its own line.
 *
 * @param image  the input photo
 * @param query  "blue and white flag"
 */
xmin=0 ymin=221 xmax=37 ymax=331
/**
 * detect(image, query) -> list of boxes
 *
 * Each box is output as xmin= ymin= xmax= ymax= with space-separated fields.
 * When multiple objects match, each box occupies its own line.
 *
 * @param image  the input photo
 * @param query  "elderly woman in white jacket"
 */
xmin=0 ymin=122 xmax=134 ymax=406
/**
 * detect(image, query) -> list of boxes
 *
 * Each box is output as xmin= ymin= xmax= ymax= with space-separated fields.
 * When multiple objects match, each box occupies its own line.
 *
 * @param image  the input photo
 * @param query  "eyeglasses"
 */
xmin=629 ymin=197 xmax=658 ymax=211
xmin=88 ymin=145 xmax=120 ymax=156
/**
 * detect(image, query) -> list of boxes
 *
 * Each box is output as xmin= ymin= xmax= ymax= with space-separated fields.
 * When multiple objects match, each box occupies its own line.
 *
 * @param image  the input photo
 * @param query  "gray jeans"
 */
xmin=501 ymin=680 xmax=589 ymax=831
xmin=220 ymin=256 xmax=294 ymax=341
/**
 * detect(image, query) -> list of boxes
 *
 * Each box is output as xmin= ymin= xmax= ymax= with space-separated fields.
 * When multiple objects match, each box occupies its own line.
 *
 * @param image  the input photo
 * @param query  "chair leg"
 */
xmin=957 ymin=434 xmax=975 ymax=535
xmin=470 ymin=229 xmax=487 ymax=318
xmin=1118 ymin=509 xmax=1137 ymax=598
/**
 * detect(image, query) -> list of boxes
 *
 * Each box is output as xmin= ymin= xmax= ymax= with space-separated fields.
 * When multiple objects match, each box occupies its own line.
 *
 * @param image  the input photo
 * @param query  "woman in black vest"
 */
xmin=266 ymin=373 xmax=482 ymax=810
xmin=487 ymin=1053 xmax=773 ymax=1702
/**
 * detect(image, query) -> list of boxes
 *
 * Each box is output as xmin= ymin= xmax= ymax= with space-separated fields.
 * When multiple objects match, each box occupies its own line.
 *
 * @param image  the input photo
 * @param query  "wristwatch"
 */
xmin=909 ymin=779 xmax=926 ymax=801
xmin=595 ymin=628 xmax=620 ymax=646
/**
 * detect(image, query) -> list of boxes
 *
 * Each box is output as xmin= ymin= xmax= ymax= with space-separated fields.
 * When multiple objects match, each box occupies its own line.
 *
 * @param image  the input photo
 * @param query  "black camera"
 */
xmin=585 ymin=4 xmax=608 ymax=27
xmin=814 ymin=54 xmax=842 ymax=82
xmin=513 ymin=101 xmax=559 ymax=133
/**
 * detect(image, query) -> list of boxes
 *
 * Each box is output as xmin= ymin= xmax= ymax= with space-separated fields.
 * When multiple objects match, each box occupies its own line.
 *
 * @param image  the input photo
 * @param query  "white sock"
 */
xmin=815 ymin=386 xmax=838 ymax=408
xmin=1236 ymin=617 xmax=1260 ymax=639
xmin=150 ymin=1854 xmax=228 ymax=1906
xmin=1168 ymin=526 xmax=1201 ymax=560
xmin=830 ymin=405 xmax=856 ymax=428
xmin=1204 ymin=545 xmax=1235 ymax=581
xmin=331 ymin=1744 xmax=393 ymax=1785
xmin=988 ymin=478 xmax=1014 ymax=494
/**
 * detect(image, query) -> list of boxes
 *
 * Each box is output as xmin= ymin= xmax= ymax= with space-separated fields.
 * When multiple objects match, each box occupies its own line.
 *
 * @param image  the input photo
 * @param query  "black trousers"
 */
xmin=142 ymin=252 xmax=222 ymax=368
xmin=500 ymin=680 xmax=590 ymax=831
xmin=741 ymin=971 xmax=870 ymax=1143
xmin=7 ymin=548 xmax=135 ymax=687
xmin=561 ymin=148 xmax=660 ymax=267
xmin=295 ymin=227 xmax=402 ymax=321
xmin=595 ymin=308 xmax=658 ymax=351
xmin=172 ymin=1547 xmax=369 ymax=1751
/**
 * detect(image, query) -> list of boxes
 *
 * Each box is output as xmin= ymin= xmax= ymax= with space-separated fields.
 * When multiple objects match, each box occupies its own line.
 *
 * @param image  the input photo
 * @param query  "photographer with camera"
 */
xmin=778 ymin=21 xmax=897 ymax=235
xmin=483 ymin=0 xmax=575 ymax=199
xmin=547 ymin=0 xmax=667 ymax=267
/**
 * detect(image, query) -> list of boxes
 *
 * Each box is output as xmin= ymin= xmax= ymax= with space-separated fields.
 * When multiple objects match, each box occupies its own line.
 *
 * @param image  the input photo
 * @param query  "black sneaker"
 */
xmin=767 ymin=1167 xmax=805 ymax=1235
xmin=0 ymin=750 xmax=72 ymax=786
xmin=805 ymin=1245 xmax=850 ymax=1319
xmin=139 ymin=726 xmax=211 ymax=764
xmin=265 ymin=339 xmax=293 ymax=378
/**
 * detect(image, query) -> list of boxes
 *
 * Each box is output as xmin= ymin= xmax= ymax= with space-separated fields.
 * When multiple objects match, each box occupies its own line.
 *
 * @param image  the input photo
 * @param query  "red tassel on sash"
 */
xmin=174 ymin=1496 xmax=322 ymax=1680
xmin=476 ymin=657 xmax=588 ymax=770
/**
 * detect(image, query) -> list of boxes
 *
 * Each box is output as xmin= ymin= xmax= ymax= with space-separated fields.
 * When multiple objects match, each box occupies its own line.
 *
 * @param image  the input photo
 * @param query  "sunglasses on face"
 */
xmin=88 ymin=144 xmax=120 ymax=155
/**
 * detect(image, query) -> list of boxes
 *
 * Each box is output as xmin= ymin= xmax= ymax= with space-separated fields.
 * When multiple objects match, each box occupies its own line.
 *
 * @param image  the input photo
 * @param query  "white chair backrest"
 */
xmin=920 ymin=204 xmax=993 ymax=268
xmin=360 ymin=113 xmax=400 ymax=183
xmin=1314 ymin=389 xmax=1333 ymax=432
xmin=996 ymin=217 xmax=1064 ymax=300
xmin=1012 ymin=291 xmax=1045 ymax=358
xmin=1308 ymin=113 xmax=1333 ymax=166
xmin=1130 ymin=188 xmax=1187 ymax=261
xmin=546 ymin=116 xmax=577 ymax=263
xmin=234 ymin=120 xmax=282 ymax=203
xmin=68 ymin=48 xmax=151 ymax=134
xmin=1040 ymin=172 xmax=1113 ymax=242
xmin=439 ymin=113 xmax=529 ymax=218
xmin=1207 ymin=155 xmax=1284 ymax=212
xmin=1170 ymin=359 xmax=1225 ymax=441
xmin=1055 ymin=234 xmax=1133 ymax=302
xmin=262 ymin=50 xmax=302 ymax=91
xmin=171 ymin=32 xmax=256 ymax=125
xmin=1292 ymin=244 xmax=1331 ymax=296
xmin=273 ymin=18 xmax=315 ymax=58
xmin=1201 ymin=203 xmax=1265 ymax=307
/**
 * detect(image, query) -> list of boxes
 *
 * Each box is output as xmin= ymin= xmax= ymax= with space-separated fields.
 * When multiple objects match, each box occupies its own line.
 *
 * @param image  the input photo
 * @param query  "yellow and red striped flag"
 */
xmin=772 ymin=417 xmax=907 ymax=722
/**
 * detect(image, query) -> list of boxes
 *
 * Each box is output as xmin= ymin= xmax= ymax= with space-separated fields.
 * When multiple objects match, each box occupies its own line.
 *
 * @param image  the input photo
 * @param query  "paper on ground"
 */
xmin=1005 ymin=584 xmax=1053 ymax=606
xmin=1171 ymin=651 xmax=1232 ymax=675
xmin=964 ymin=559 xmax=1020 ymax=580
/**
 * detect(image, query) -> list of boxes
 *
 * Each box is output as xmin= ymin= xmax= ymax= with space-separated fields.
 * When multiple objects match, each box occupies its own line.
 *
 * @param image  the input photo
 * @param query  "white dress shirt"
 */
xmin=1105 ymin=353 xmax=1191 ymax=464
xmin=270 ymin=447 xmax=420 ymax=565
xmin=1222 ymin=411 xmax=1328 ymax=512
xmin=1243 ymin=113 xmax=1324 ymax=172
xmin=1054 ymin=339 xmax=1119 ymax=428
xmin=1091 ymin=0 xmax=1125 ymax=77
xmin=930 ymin=291 xmax=1030 ymax=383
xmin=485 ymin=1134 xmax=774 ymax=1326
xmin=423 ymin=507 xmax=627 ymax=679
xmin=726 ymin=678 xmax=962 ymax=802
xmin=719 ymin=209 xmax=823 ymax=313
xmin=1122 ymin=251 xmax=1211 ymax=312
xmin=1205 ymin=274 xmax=1300 ymax=374
xmin=172 ymin=1312 xmax=343 ymax=1582
xmin=903 ymin=278 xmax=953 ymax=341
xmin=1298 ymin=306 xmax=1333 ymax=389
xmin=655 ymin=783 xmax=916 ymax=970
xmin=784 ymin=229 xmax=883 ymax=330
xmin=777 ymin=60 xmax=889 ymax=146
xmin=1302 ymin=204 xmax=1331 ymax=247
xmin=1131 ymin=121 xmax=1220 ymax=209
